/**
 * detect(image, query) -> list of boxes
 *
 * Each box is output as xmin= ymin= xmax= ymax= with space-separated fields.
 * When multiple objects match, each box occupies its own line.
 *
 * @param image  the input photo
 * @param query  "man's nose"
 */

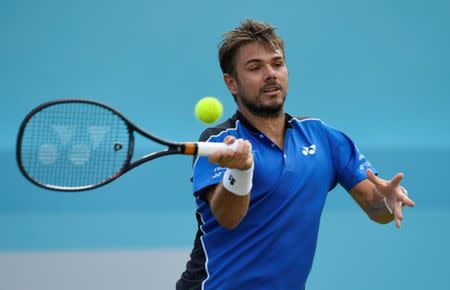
xmin=264 ymin=64 xmax=277 ymax=79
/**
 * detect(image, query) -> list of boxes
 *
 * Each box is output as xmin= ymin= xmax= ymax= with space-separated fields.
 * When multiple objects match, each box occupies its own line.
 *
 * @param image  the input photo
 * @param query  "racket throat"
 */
xmin=177 ymin=143 xmax=198 ymax=155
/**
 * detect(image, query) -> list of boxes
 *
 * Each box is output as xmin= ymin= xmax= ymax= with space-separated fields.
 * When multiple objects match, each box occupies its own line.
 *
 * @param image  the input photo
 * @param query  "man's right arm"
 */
xmin=204 ymin=135 xmax=254 ymax=230
xmin=204 ymin=183 xmax=250 ymax=229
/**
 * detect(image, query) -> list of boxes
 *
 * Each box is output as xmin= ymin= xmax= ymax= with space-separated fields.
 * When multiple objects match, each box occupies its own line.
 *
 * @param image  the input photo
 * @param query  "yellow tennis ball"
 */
xmin=195 ymin=96 xmax=223 ymax=124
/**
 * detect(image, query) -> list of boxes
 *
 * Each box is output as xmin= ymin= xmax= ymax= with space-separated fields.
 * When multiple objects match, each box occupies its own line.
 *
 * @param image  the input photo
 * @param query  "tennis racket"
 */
xmin=16 ymin=99 xmax=234 ymax=191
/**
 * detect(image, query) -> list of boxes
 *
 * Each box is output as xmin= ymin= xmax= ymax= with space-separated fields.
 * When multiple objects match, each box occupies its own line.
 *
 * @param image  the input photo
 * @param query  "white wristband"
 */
xmin=222 ymin=164 xmax=254 ymax=196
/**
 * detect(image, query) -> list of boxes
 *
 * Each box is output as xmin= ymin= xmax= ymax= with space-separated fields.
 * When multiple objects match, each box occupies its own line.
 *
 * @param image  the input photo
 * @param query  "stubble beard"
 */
xmin=238 ymin=90 xmax=287 ymax=118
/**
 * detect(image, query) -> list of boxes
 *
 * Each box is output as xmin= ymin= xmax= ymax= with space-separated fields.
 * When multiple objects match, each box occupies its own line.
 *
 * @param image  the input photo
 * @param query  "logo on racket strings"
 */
xmin=37 ymin=125 xmax=121 ymax=166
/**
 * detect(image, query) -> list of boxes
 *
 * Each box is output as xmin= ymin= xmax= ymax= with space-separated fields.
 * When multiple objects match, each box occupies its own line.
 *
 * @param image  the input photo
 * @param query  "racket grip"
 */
xmin=196 ymin=141 xmax=238 ymax=156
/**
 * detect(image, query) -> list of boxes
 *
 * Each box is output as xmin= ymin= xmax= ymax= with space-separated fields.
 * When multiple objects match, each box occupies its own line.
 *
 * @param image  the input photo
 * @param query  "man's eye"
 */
xmin=249 ymin=67 xmax=259 ymax=71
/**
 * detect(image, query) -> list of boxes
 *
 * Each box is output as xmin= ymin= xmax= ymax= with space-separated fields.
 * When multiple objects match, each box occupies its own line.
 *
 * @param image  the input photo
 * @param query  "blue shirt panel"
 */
xmin=192 ymin=117 xmax=376 ymax=289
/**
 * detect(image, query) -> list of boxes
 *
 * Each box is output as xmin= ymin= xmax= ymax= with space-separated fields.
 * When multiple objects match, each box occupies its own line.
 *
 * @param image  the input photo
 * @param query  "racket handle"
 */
xmin=195 ymin=141 xmax=238 ymax=156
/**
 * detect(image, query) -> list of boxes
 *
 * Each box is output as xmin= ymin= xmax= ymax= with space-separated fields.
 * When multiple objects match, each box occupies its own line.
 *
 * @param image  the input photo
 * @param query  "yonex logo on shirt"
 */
xmin=302 ymin=145 xmax=316 ymax=156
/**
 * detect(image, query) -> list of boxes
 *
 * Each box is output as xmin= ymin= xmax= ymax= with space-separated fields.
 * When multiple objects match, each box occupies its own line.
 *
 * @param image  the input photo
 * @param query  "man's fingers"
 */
xmin=232 ymin=140 xmax=253 ymax=169
xmin=233 ymin=139 xmax=246 ymax=165
xmin=395 ymin=218 xmax=402 ymax=229
xmin=401 ymin=194 xmax=416 ymax=207
xmin=241 ymin=141 xmax=253 ymax=168
xmin=221 ymin=144 xmax=238 ymax=166
xmin=224 ymin=135 xmax=236 ymax=145
xmin=395 ymin=203 xmax=404 ymax=221
xmin=208 ymin=151 xmax=223 ymax=164
xmin=366 ymin=169 xmax=383 ymax=186
xmin=394 ymin=201 xmax=403 ymax=229
xmin=390 ymin=173 xmax=404 ymax=188
xmin=208 ymin=138 xmax=253 ymax=170
xmin=234 ymin=140 xmax=247 ymax=164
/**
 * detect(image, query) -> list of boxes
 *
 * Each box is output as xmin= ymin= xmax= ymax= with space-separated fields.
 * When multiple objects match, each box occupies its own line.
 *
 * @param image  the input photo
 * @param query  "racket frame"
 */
xmin=16 ymin=99 xmax=195 ymax=191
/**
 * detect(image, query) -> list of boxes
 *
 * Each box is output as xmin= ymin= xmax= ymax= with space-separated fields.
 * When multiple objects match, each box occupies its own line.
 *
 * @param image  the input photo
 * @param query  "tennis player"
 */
xmin=177 ymin=19 xmax=415 ymax=290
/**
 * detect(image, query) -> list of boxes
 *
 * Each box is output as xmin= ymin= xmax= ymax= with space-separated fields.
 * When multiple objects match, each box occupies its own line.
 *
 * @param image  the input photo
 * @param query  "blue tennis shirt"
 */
xmin=177 ymin=111 xmax=376 ymax=290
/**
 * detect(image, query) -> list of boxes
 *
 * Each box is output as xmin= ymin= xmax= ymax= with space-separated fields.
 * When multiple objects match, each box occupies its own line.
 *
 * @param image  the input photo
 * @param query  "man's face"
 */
xmin=226 ymin=42 xmax=288 ymax=117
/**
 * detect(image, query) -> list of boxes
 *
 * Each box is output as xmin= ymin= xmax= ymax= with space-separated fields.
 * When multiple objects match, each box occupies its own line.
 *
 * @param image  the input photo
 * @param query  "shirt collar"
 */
xmin=233 ymin=110 xmax=294 ymax=133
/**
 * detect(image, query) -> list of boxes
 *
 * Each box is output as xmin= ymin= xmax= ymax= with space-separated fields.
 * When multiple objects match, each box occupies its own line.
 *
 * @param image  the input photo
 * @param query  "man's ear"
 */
xmin=224 ymin=73 xmax=239 ymax=96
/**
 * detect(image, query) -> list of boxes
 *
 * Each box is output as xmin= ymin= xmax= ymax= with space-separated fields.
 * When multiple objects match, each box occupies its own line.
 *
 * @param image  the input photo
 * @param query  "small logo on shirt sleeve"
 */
xmin=212 ymin=166 xmax=226 ymax=178
xmin=358 ymin=154 xmax=372 ymax=171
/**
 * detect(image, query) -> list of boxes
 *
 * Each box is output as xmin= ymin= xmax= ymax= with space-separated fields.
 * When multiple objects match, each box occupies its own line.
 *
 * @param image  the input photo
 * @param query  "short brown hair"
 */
xmin=218 ymin=19 xmax=285 ymax=77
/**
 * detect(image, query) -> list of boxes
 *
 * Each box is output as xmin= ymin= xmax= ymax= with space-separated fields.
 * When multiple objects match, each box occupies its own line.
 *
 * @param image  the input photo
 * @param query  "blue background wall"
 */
xmin=1 ymin=0 xmax=449 ymax=289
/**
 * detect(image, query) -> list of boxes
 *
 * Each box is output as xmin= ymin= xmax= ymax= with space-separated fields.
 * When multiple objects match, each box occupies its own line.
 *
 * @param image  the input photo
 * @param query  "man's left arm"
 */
xmin=349 ymin=169 xmax=415 ymax=228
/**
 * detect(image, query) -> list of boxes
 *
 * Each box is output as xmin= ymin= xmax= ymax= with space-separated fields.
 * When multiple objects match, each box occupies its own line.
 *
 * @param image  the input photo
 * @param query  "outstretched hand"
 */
xmin=366 ymin=169 xmax=415 ymax=228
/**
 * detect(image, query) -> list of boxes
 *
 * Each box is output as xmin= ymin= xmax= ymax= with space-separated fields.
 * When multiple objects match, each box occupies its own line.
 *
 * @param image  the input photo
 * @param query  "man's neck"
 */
xmin=238 ymin=106 xmax=286 ymax=149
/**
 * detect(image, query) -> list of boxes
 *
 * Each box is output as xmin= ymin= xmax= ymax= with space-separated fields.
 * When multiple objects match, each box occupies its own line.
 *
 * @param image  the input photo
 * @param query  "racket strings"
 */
xmin=20 ymin=102 xmax=130 ymax=189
